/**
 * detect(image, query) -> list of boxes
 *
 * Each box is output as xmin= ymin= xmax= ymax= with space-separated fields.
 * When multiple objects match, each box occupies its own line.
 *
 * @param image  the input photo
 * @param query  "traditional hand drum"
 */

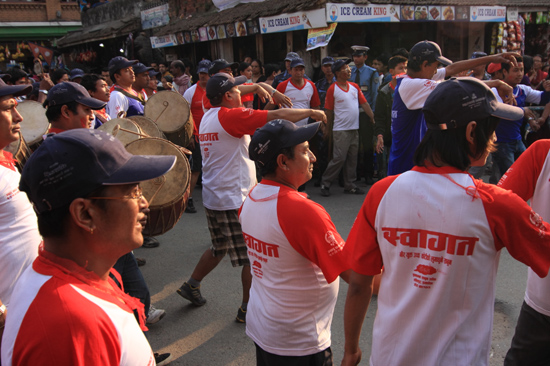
xmin=3 ymin=134 xmax=31 ymax=172
xmin=17 ymin=100 xmax=49 ymax=151
xmin=128 ymin=115 xmax=166 ymax=139
xmin=98 ymin=118 xmax=144 ymax=146
xmin=144 ymin=91 xmax=194 ymax=148
xmin=125 ymin=138 xmax=190 ymax=236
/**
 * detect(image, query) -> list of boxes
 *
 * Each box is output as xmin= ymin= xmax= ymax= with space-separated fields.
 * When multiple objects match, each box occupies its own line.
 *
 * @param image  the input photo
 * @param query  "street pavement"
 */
xmin=138 ymin=179 xmax=528 ymax=366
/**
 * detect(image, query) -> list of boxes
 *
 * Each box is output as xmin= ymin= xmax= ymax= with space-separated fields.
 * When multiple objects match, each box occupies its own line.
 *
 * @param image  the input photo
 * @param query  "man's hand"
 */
xmin=542 ymin=80 xmax=550 ymax=92
xmin=489 ymin=52 xmax=521 ymax=67
xmin=310 ymin=109 xmax=327 ymax=124
xmin=341 ymin=349 xmax=362 ymax=366
xmin=255 ymin=85 xmax=271 ymax=103
xmin=376 ymin=135 xmax=384 ymax=153
xmin=273 ymin=90 xmax=292 ymax=108
xmin=39 ymin=73 xmax=54 ymax=91
xmin=494 ymin=81 xmax=517 ymax=106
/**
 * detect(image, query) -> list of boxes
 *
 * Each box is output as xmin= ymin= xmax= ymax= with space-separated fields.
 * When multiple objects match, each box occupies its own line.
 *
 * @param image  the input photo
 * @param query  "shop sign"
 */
xmin=470 ymin=6 xmax=506 ymax=22
xmin=213 ymin=0 xmax=264 ymax=11
xmin=306 ymin=23 xmax=337 ymax=51
xmin=150 ymin=34 xmax=178 ymax=49
xmin=141 ymin=4 xmax=170 ymax=30
xmin=507 ymin=8 xmax=518 ymax=22
xmin=259 ymin=8 xmax=327 ymax=34
xmin=326 ymin=3 xmax=400 ymax=22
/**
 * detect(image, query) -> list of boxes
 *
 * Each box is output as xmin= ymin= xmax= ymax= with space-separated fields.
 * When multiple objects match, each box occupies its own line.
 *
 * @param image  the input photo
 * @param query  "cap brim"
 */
xmin=0 ymin=84 xmax=32 ymax=98
xmin=281 ymin=122 xmax=321 ymax=149
xmin=233 ymin=75 xmax=247 ymax=87
xmin=110 ymin=60 xmax=138 ymax=72
xmin=70 ymin=75 xmax=84 ymax=80
xmin=490 ymin=100 xmax=524 ymax=121
xmin=104 ymin=155 xmax=176 ymax=185
xmin=436 ymin=56 xmax=453 ymax=66
xmin=78 ymin=96 xmax=107 ymax=110
xmin=197 ymin=68 xmax=209 ymax=73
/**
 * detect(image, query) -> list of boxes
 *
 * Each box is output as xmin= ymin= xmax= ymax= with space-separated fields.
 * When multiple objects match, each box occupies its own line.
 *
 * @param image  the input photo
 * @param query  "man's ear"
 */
xmin=276 ymin=153 xmax=289 ymax=171
xmin=69 ymin=198 xmax=98 ymax=233
xmin=61 ymin=104 xmax=71 ymax=118
xmin=465 ymin=121 xmax=477 ymax=145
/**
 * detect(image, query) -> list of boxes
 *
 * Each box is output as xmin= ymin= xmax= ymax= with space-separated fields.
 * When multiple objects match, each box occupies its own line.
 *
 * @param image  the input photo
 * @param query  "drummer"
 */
xmin=106 ymin=56 xmax=143 ymax=119
xmin=80 ymin=74 xmax=111 ymax=128
xmin=132 ymin=63 xmax=154 ymax=102
xmin=44 ymin=82 xmax=106 ymax=134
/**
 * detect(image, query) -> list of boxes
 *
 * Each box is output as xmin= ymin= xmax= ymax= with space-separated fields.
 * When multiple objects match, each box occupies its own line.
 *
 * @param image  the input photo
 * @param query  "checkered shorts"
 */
xmin=205 ymin=208 xmax=250 ymax=267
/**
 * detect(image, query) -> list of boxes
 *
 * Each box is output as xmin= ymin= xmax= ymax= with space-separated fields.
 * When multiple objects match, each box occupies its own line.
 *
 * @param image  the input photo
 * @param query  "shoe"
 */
xmin=344 ymin=187 xmax=365 ymax=195
xmin=142 ymin=236 xmax=159 ymax=248
xmin=177 ymin=282 xmax=206 ymax=306
xmin=320 ymin=185 xmax=330 ymax=197
xmin=154 ymin=352 xmax=173 ymax=366
xmin=136 ymin=257 xmax=146 ymax=267
xmin=235 ymin=307 xmax=246 ymax=323
xmin=147 ymin=306 xmax=166 ymax=324
xmin=185 ymin=197 xmax=197 ymax=213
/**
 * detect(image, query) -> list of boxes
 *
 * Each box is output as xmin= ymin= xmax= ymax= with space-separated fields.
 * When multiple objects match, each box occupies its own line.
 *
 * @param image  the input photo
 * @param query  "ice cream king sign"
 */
xmin=326 ymin=3 xmax=400 ymax=22
xmin=259 ymin=8 xmax=327 ymax=34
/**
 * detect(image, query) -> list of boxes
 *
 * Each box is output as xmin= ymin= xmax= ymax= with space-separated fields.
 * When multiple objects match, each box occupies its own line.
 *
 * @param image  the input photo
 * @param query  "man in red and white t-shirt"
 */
xmin=242 ymin=120 xmax=350 ymax=364
xmin=176 ymin=73 xmax=326 ymax=323
xmin=183 ymin=59 xmax=211 ymax=214
xmin=266 ymin=58 xmax=321 ymax=127
xmin=341 ymin=78 xmax=550 ymax=366
xmin=499 ymin=140 xmax=550 ymax=365
xmin=320 ymin=58 xmax=374 ymax=197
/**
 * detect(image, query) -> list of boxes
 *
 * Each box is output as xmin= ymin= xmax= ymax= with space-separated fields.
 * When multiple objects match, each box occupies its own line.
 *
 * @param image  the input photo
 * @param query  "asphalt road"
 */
xmin=138 ymin=180 xmax=527 ymax=366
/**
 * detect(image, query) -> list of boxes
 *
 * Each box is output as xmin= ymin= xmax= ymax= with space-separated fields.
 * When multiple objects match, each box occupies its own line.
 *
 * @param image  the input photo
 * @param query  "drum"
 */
xmin=128 ymin=115 xmax=166 ymax=139
xmin=125 ymin=138 xmax=190 ymax=236
xmin=144 ymin=91 xmax=194 ymax=148
xmin=17 ymin=100 xmax=49 ymax=151
xmin=98 ymin=118 xmax=144 ymax=146
xmin=3 ymin=134 xmax=31 ymax=172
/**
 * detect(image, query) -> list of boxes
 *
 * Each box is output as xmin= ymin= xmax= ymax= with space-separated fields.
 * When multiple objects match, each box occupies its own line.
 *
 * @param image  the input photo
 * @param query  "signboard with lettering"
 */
xmin=470 ymin=6 xmax=506 ymax=22
xmin=150 ymin=34 xmax=178 ymax=49
xmin=259 ymin=8 xmax=327 ymax=34
xmin=326 ymin=3 xmax=400 ymax=22
xmin=141 ymin=4 xmax=170 ymax=30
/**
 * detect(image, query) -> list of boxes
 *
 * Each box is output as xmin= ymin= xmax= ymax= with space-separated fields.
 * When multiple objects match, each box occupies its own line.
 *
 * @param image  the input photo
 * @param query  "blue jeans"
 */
xmin=491 ymin=139 xmax=526 ymax=182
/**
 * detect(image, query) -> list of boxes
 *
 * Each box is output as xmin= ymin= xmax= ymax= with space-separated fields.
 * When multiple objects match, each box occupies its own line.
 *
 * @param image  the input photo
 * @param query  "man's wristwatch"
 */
xmin=39 ymin=90 xmax=48 ymax=95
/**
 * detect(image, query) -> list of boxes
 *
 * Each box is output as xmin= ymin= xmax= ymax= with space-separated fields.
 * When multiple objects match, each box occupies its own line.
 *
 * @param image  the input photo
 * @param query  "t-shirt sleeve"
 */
xmin=278 ymin=192 xmax=351 ymax=283
xmin=351 ymin=83 xmax=367 ymax=105
xmin=398 ymin=78 xmax=440 ymax=110
xmin=498 ymin=139 xmax=550 ymax=200
xmin=183 ymin=85 xmax=195 ymax=104
xmin=218 ymin=108 xmax=268 ymax=137
xmin=309 ymin=81 xmax=321 ymax=108
xmin=106 ymin=92 xmax=128 ymax=119
xmin=276 ymin=82 xmax=286 ymax=94
xmin=347 ymin=176 xmax=398 ymax=276
xmin=482 ymin=183 xmax=550 ymax=278
xmin=324 ymin=84 xmax=335 ymax=111
xmin=434 ymin=67 xmax=446 ymax=81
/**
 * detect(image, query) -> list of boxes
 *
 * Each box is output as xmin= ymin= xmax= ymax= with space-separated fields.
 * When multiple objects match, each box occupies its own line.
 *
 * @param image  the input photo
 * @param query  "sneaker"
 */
xmin=142 ymin=236 xmax=159 ymax=248
xmin=154 ymin=352 xmax=173 ymax=366
xmin=136 ymin=257 xmax=146 ymax=267
xmin=320 ymin=185 xmax=330 ymax=197
xmin=235 ymin=307 xmax=246 ymax=323
xmin=344 ymin=187 xmax=365 ymax=195
xmin=185 ymin=197 xmax=197 ymax=213
xmin=147 ymin=306 xmax=166 ymax=324
xmin=177 ymin=282 xmax=206 ymax=306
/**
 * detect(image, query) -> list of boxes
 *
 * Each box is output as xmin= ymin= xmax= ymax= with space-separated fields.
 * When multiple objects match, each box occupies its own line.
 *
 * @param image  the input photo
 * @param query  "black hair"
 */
xmin=6 ymin=68 xmax=28 ymax=84
xmin=51 ymin=68 xmax=69 ymax=84
xmin=44 ymin=100 xmax=80 ymax=123
xmin=388 ymin=55 xmax=408 ymax=71
xmin=414 ymin=115 xmax=499 ymax=171
xmin=238 ymin=62 xmax=251 ymax=74
xmin=80 ymin=74 xmax=104 ymax=94
xmin=522 ymin=55 xmax=533 ymax=72
xmin=501 ymin=56 xmax=523 ymax=73
xmin=259 ymin=146 xmax=295 ymax=177
xmin=172 ymin=60 xmax=185 ymax=73
xmin=251 ymin=59 xmax=263 ymax=73
xmin=407 ymin=57 xmax=437 ymax=73
xmin=264 ymin=63 xmax=280 ymax=77
xmin=374 ymin=53 xmax=389 ymax=66
xmin=392 ymin=48 xmax=410 ymax=59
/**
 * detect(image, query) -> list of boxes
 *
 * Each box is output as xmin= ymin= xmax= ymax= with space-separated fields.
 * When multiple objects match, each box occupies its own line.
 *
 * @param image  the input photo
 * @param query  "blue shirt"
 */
xmin=315 ymin=76 xmax=336 ymax=109
xmin=349 ymin=64 xmax=379 ymax=110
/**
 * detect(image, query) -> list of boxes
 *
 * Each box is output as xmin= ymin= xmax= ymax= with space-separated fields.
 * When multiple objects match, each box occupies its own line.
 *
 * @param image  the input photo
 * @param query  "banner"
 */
xmin=470 ymin=6 xmax=507 ymax=22
xmin=150 ymin=34 xmax=178 ymax=49
xmin=326 ymin=3 xmax=400 ymax=22
xmin=28 ymin=42 xmax=53 ymax=65
xmin=141 ymin=4 xmax=170 ymax=30
xmin=213 ymin=0 xmax=264 ymax=11
xmin=259 ymin=8 xmax=327 ymax=34
xmin=306 ymin=23 xmax=337 ymax=51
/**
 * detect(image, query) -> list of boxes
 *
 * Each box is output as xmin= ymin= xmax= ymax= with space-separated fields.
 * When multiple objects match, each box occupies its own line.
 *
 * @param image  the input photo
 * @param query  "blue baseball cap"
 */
xmin=45 ymin=82 xmax=106 ymax=110
xmin=290 ymin=58 xmax=305 ymax=68
xmin=0 ymin=77 xmax=31 ymax=98
xmin=197 ymin=60 xmax=212 ymax=74
xmin=133 ymin=63 xmax=153 ymax=74
xmin=69 ymin=68 xmax=85 ymax=80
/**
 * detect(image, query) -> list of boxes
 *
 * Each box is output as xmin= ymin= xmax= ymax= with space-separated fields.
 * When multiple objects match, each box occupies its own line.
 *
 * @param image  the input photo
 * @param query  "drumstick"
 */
xmin=148 ymin=175 xmax=166 ymax=205
xmin=112 ymin=124 xmax=149 ymax=138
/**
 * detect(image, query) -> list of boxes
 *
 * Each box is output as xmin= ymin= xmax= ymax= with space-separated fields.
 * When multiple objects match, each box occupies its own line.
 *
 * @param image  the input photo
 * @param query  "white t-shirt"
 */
xmin=324 ymin=82 xmax=367 ymax=131
xmin=199 ymin=106 xmax=268 ymax=211
xmin=0 ymin=152 xmax=41 ymax=308
xmin=276 ymin=79 xmax=320 ymax=126
xmin=239 ymin=180 xmax=350 ymax=356
xmin=348 ymin=165 xmax=550 ymax=366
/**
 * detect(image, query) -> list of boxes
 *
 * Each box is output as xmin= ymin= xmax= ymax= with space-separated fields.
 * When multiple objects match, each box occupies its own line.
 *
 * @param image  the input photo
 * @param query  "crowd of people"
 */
xmin=1 ymin=39 xmax=550 ymax=366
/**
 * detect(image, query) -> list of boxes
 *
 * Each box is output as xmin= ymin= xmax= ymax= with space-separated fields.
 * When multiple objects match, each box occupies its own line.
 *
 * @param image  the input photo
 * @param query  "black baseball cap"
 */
xmin=206 ymin=73 xmax=247 ymax=101
xmin=322 ymin=57 xmax=335 ymax=65
xmin=290 ymin=58 xmax=305 ymax=68
xmin=423 ymin=77 xmax=524 ymax=130
xmin=108 ymin=56 xmax=138 ymax=73
xmin=332 ymin=58 xmax=352 ymax=74
xmin=20 ymin=129 xmax=176 ymax=214
xmin=133 ymin=63 xmax=153 ymax=74
xmin=45 ymin=82 xmax=106 ymax=110
xmin=284 ymin=52 xmax=300 ymax=62
xmin=249 ymin=120 xmax=320 ymax=166
xmin=69 ymin=68 xmax=85 ymax=80
xmin=410 ymin=40 xmax=452 ymax=66
xmin=209 ymin=59 xmax=238 ymax=76
xmin=0 ymin=77 xmax=31 ymax=98
xmin=197 ymin=60 xmax=212 ymax=74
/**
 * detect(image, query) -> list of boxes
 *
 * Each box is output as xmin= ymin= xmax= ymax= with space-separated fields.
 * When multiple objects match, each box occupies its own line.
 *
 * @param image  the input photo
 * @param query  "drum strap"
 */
xmin=114 ymin=87 xmax=146 ymax=106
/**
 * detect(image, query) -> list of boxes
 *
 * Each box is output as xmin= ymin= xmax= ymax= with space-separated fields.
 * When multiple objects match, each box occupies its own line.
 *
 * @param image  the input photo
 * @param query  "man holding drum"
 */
xmin=177 ymin=72 xmax=326 ymax=323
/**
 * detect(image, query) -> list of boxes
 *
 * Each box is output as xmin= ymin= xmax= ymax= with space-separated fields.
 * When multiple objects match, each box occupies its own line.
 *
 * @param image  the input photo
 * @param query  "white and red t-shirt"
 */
xmin=0 ymin=151 xmax=41 ymax=308
xmin=325 ymin=82 xmax=367 ymax=131
xmin=239 ymin=180 xmax=350 ymax=356
xmin=499 ymin=139 xmax=550 ymax=317
xmin=276 ymin=79 xmax=320 ymax=126
xmin=347 ymin=165 xmax=550 ymax=366
xmin=199 ymin=106 xmax=268 ymax=211
xmin=183 ymin=83 xmax=206 ymax=136
xmin=1 ymin=250 xmax=154 ymax=366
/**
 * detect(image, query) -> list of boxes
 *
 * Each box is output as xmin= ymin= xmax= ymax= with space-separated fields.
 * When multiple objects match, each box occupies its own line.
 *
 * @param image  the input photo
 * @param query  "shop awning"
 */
xmin=0 ymin=22 xmax=82 ymax=41
xmin=56 ymin=17 xmax=141 ymax=48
